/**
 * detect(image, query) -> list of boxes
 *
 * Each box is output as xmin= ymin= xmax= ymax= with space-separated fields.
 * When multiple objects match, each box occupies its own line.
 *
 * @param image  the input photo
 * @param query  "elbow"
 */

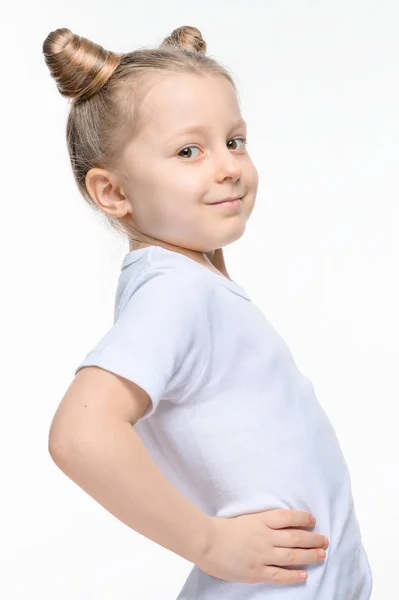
xmin=48 ymin=430 xmax=69 ymax=466
xmin=48 ymin=415 xmax=76 ymax=466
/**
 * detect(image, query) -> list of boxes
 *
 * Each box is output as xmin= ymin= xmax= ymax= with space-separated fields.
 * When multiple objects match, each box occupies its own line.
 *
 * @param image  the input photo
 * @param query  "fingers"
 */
xmin=268 ymin=546 xmax=327 ymax=567
xmin=261 ymin=565 xmax=309 ymax=585
xmin=273 ymin=529 xmax=329 ymax=549
xmin=264 ymin=509 xmax=316 ymax=530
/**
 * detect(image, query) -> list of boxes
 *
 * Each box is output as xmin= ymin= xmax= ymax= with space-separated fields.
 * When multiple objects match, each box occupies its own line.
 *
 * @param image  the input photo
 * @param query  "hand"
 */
xmin=196 ymin=509 xmax=329 ymax=585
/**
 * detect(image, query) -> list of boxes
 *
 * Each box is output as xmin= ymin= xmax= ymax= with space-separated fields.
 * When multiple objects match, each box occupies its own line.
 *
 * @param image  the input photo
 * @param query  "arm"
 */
xmin=48 ymin=366 xmax=213 ymax=565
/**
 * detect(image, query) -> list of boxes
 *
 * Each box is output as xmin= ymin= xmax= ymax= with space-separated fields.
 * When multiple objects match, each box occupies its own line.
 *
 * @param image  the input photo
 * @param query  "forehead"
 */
xmin=138 ymin=73 xmax=242 ymax=138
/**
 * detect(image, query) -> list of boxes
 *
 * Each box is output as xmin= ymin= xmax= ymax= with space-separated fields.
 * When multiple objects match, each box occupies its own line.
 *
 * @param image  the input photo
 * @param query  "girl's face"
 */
xmin=118 ymin=73 xmax=259 ymax=253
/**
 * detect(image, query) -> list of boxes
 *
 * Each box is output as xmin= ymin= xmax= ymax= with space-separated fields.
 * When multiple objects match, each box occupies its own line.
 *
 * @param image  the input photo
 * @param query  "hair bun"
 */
xmin=42 ymin=27 xmax=121 ymax=101
xmin=160 ymin=25 xmax=207 ymax=55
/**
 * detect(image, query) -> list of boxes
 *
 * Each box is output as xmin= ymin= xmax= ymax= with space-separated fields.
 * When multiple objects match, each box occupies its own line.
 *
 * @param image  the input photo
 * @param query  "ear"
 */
xmin=85 ymin=167 xmax=132 ymax=219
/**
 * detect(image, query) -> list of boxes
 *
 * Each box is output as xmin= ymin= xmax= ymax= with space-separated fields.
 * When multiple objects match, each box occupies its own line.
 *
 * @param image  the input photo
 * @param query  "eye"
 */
xmin=177 ymin=137 xmax=248 ymax=160
xmin=228 ymin=137 xmax=248 ymax=151
xmin=178 ymin=146 xmax=201 ymax=159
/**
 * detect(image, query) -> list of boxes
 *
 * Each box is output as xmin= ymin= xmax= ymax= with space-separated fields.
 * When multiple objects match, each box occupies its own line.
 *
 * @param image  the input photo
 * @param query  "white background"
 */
xmin=2 ymin=0 xmax=398 ymax=598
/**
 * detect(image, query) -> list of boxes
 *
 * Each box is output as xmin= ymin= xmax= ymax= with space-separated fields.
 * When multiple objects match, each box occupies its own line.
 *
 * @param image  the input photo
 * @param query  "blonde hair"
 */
xmin=42 ymin=25 xmax=237 ymax=243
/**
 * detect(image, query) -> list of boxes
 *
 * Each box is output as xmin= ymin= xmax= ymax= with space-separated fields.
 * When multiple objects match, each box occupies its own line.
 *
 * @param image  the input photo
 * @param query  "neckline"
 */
xmin=121 ymin=245 xmax=251 ymax=301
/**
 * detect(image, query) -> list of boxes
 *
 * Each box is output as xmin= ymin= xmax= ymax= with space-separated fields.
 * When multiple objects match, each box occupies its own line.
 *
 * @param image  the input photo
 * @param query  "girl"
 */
xmin=44 ymin=25 xmax=373 ymax=599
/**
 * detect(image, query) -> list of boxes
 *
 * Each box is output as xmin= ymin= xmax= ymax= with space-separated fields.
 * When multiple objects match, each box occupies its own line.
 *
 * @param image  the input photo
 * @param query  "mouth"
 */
xmin=208 ymin=196 xmax=243 ymax=206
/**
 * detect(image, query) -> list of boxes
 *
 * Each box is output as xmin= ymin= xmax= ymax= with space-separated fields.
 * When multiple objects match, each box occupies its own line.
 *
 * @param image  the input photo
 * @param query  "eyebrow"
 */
xmin=167 ymin=118 xmax=247 ymax=142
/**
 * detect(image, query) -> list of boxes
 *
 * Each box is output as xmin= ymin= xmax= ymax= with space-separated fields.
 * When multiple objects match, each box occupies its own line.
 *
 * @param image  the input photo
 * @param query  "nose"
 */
xmin=214 ymin=147 xmax=242 ymax=183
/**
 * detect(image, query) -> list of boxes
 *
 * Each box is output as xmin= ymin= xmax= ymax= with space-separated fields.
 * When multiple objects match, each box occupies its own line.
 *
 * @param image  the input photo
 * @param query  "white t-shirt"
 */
xmin=75 ymin=245 xmax=373 ymax=600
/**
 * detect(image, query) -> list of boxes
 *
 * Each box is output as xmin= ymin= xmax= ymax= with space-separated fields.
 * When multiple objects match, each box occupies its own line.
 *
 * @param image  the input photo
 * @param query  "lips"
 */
xmin=209 ymin=196 xmax=242 ymax=205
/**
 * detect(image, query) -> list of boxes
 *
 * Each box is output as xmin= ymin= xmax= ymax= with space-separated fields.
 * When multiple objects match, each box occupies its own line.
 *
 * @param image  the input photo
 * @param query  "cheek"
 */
xmin=160 ymin=178 xmax=206 ymax=211
xmin=152 ymin=161 xmax=193 ymax=192
xmin=171 ymin=167 xmax=206 ymax=193
xmin=247 ymin=160 xmax=259 ymax=191
xmin=244 ymin=163 xmax=259 ymax=215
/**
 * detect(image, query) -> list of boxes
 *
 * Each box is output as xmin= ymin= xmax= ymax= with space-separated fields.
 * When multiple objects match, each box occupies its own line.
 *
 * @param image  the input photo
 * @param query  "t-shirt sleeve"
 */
xmin=74 ymin=270 xmax=210 ymax=421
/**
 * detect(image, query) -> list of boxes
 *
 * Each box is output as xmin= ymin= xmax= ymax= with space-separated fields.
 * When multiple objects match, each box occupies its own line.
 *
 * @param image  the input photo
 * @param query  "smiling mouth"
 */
xmin=210 ymin=197 xmax=242 ymax=206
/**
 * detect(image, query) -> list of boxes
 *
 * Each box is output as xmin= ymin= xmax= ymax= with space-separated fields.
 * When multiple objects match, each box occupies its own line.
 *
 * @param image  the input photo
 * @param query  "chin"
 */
xmin=211 ymin=225 xmax=247 ymax=250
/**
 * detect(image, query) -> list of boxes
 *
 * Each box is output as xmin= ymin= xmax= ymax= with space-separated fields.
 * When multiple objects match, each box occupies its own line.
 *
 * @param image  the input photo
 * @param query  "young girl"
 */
xmin=44 ymin=25 xmax=373 ymax=599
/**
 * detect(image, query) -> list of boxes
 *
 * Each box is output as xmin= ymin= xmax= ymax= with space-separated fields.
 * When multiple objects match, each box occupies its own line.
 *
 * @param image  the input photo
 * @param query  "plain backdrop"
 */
xmin=1 ymin=1 xmax=397 ymax=598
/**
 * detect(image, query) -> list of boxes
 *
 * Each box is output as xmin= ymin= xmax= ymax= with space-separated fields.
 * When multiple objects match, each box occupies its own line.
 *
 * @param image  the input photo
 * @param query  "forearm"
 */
xmin=49 ymin=420 xmax=212 ymax=564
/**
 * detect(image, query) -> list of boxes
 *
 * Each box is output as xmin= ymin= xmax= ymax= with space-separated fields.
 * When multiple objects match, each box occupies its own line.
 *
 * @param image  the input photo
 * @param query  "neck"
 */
xmin=206 ymin=248 xmax=231 ymax=279
xmin=128 ymin=239 xmax=231 ymax=280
